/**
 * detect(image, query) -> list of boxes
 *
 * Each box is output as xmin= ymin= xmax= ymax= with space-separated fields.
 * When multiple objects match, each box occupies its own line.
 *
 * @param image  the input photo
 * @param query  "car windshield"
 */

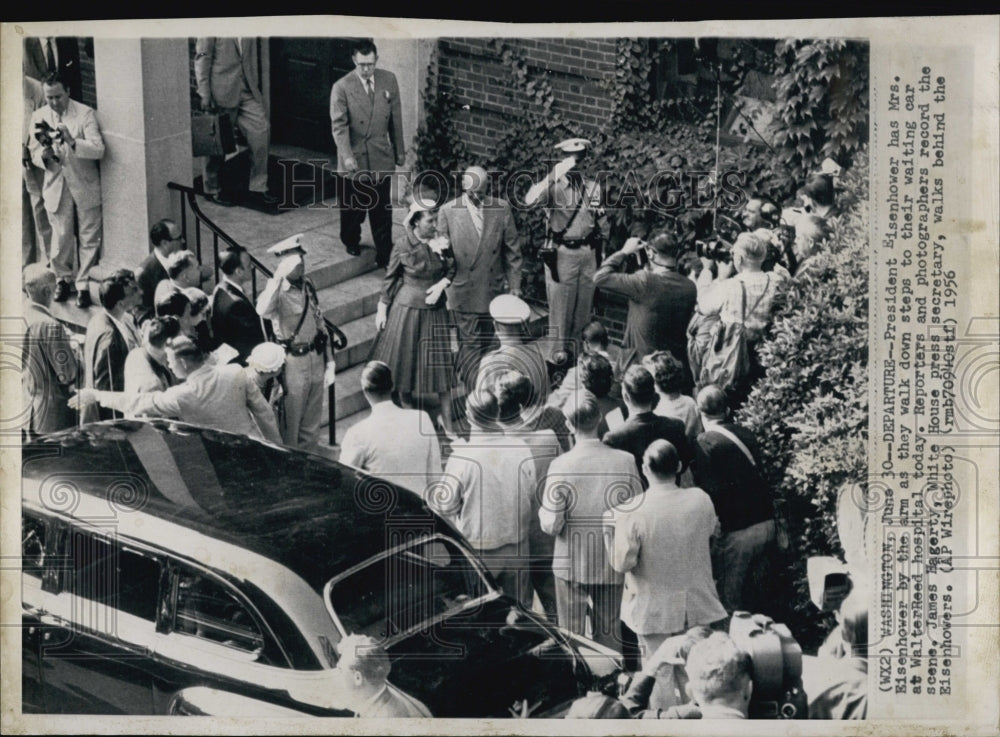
xmin=326 ymin=536 xmax=492 ymax=641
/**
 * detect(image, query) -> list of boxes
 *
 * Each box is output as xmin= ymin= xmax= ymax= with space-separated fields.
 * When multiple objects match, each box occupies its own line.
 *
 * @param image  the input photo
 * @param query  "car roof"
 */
xmin=21 ymin=420 xmax=452 ymax=593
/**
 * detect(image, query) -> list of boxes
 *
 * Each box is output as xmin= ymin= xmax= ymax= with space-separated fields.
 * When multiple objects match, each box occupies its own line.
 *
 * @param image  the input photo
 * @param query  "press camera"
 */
xmin=728 ymin=611 xmax=808 ymax=719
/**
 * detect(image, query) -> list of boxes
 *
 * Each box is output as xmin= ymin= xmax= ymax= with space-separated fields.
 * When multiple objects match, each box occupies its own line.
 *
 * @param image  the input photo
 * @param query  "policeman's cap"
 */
xmin=489 ymin=294 xmax=530 ymax=324
xmin=554 ymin=138 xmax=592 ymax=153
xmin=267 ymin=234 xmax=306 ymax=257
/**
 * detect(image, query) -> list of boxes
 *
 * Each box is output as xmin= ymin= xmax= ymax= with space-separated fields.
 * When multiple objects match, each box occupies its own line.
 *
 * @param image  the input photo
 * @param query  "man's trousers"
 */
xmin=204 ymin=88 xmax=270 ymax=195
xmin=281 ymin=350 xmax=325 ymax=451
xmin=544 ymin=245 xmax=596 ymax=362
xmin=554 ymin=577 xmax=623 ymax=653
xmin=48 ymin=187 xmax=101 ymax=290
xmin=338 ymin=173 xmax=393 ymax=268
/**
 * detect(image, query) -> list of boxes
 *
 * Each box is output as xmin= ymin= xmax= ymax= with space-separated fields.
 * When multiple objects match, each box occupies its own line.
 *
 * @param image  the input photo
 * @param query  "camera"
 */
xmin=728 ymin=611 xmax=807 ymax=719
xmin=33 ymin=120 xmax=61 ymax=164
xmin=695 ymin=237 xmax=733 ymax=263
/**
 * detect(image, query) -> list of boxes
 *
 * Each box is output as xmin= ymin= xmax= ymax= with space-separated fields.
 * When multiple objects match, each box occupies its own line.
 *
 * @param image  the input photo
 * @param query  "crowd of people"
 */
xmin=20 ymin=36 xmax=865 ymax=721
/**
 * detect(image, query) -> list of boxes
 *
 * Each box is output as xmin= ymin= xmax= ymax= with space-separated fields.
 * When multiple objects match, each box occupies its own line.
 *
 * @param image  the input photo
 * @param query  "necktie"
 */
xmin=45 ymin=39 xmax=56 ymax=73
xmin=468 ymin=202 xmax=483 ymax=238
xmin=366 ymin=80 xmax=374 ymax=105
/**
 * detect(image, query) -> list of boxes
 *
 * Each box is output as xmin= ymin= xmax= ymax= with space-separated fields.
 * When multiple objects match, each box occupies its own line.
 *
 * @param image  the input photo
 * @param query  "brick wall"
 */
xmin=436 ymin=38 xmax=618 ymax=160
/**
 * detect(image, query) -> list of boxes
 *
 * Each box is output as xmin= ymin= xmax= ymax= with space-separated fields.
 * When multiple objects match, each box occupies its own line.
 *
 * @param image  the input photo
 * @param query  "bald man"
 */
xmin=436 ymin=165 xmax=523 ymax=389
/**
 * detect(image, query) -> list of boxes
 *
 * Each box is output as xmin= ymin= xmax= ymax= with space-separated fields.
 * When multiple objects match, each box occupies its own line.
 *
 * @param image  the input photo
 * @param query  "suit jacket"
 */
xmin=437 ymin=195 xmax=522 ymax=315
xmin=23 ymin=76 xmax=46 ymax=196
xmin=104 ymin=362 xmax=281 ymax=444
xmin=29 ymin=99 xmax=104 ymax=213
xmin=136 ymin=253 xmax=168 ymax=324
xmin=194 ymin=38 xmax=262 ymax=109
xmin=212 ymin=280 xmax=268 ymax=363
xmin=608 ymin=484 xmax=726 ymax=636
xmin=22 ymin=301 xmax=79 ymax=434
xmin=602 ymin=411 xmax=691 ymax=486
xmin=23 ymin=37 xmax=82 ymax=100
xmin=692 ymin=422 xmax=773 ymax=534
xmin=539 ymin=438 xmax=642 ymax=584
xmin=329 ymin=68 xmax=404 ymax=174
xmin=338 ymin=402 xmax=443 ymax=496
xmin=83 ymin=311 xmax=130 ymax=422
xmin=123 ymin=347 xmax=174 ymax=396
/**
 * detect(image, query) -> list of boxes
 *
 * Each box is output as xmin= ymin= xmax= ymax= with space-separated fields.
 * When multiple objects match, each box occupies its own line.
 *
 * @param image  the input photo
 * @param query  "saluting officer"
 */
xmin=525 ymin=138 xmax=609 ymax=363
xmin=256 ymin=235 xmax=332 ymax=451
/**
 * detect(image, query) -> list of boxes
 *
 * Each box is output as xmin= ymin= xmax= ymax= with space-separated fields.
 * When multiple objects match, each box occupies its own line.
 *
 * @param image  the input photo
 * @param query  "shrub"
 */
xmin=737 ymin=147 xmax=870 ymax=651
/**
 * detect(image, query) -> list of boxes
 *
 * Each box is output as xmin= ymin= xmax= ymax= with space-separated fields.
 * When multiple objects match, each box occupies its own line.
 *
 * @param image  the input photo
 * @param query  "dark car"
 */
xmin=21 ymin=420 xmax=622 ymax=717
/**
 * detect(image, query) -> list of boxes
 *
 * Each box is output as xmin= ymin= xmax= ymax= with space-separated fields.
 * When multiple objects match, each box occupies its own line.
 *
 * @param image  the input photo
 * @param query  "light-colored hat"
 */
xmin=489 ymin=294 xmax=530 ymax=325
xmin=247 ymin=342 xmax=286 ymax=373
xmin=402 ymin=200 xmax=434 ymax=228
xmin=267 ymin=233 xmax=306 ymax=257
xmin=554 ymin=137 xmax=592 ymax=153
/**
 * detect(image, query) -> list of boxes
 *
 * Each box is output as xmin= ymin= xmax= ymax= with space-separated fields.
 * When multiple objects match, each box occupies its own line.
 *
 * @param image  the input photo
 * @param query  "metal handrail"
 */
xmin=167 ymin=181 xmax=343 ymax=445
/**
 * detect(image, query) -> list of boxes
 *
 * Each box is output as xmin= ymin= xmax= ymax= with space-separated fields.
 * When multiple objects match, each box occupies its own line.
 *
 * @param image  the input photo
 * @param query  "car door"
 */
xmin=21 ymin=512 xmax=50 ymax=713
xmin=35 ymin=523 xmax=162 ymax=714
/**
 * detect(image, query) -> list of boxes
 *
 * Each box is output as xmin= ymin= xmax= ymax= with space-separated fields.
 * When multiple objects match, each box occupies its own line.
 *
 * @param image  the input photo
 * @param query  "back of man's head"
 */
xmin=466 ymin=388 xmax=499 ymax=431
xmin=337 ymin=633 xmax=391 ymax=687
xmin=649 ymin=230 xmax=680 ymax=260
xmin=697 ymin=384 xmax=729 ymax=420
xmin=644 ymin=439 xmax=679 ymax=481
xmin=219 ymin=247 xmax=247 ymax=277
xmin=685 ymin=632 xmax=753 ymax=714
xmin=361 ymin=360 xmax=393 ymax=399
xmin=734 ymin=232 xmax=768 ymax=267
xmin=23 ymin=264 xmax=56 ymax=302
xmin=622 ymin=365 xmax=657 ymax=409
xmin=644 ymin=351 xmax=685 ymax=395
xmin=579 ymin=352 xmax=613 ymax=399
xmin=146 ymin=316 xmax=181 ymax=350
xmin=563 ymin=393 xmax=601 ymax=435
xmin=581 ymin=320 xmax=609 ymax=351
xmin=166 ymin=250 xmax=197 ymax=281
xmin=494 ymin=370 xmax=528 ymax=424
xmin=155 ymin=289 xmax=191 ymax=319
xmin=99 ymin=270 xmax=136 ymax=311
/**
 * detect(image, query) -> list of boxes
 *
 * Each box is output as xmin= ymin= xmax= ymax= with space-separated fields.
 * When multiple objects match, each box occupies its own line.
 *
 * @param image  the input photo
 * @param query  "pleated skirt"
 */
xmin=370 ymin=304 xmax=458 ymax=395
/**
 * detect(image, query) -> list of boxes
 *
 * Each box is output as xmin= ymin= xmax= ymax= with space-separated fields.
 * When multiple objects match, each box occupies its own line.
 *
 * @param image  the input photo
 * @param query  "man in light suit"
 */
xmin=540 ymin=394 xmax=642 ymax=650
xmin=339 ymin=361 xmax=443 ymax=496
xmin=194 ymin=37 xmax=277 ymax=208
xmin=329 ymin=39 xmax=405 ymax=267
xmin=81 ymin=271 xmax=142 ymax=423
xmin=29 ymin=73 xmax=105 ymax=308
xmin=23 ymin=37 xmax=82 ymax=100
xmin=23 ymin=74 xmax=51 ymax=267
xmin=72 ymin=335 xmax=282 ymax=444
xmin=21 ymin=265 xmax=79 ymax=437
xmin=606 ymin=440 xmax=727 ymax=668
xmin=437 ymin=166 xmax=522 ymax=389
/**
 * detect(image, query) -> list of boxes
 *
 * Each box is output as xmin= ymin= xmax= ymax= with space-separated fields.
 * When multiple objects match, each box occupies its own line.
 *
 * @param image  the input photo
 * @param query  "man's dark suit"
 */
xmin=330 ymin=67 xmax=405 ymax=267
xmin=136 ymin=253 xmax=167 ymax=325
xmin=602 ymin=411 xmax=690 ymax=487
xmin=211 ymin=280 xmax=267 ymax=363
xmin=23 ymin=37 xmax=82 ymax=100
xmin=82 ymin=312 xmax=129 ymax=422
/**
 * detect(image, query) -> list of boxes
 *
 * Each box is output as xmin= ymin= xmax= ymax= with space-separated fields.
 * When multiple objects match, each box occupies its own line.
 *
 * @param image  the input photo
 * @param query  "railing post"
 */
xmin=328 ymin=382 xmax=336 ymax=447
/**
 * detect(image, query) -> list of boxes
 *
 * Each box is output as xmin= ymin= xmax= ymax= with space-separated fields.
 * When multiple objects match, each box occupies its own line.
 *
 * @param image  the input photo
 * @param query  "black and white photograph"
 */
xmin=2 ymin=15 xmax=997 ymax=734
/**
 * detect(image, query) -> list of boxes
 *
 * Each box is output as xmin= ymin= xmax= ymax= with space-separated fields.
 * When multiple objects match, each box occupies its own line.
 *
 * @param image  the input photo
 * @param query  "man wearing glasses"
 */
xmin=136 ymin=219 xmax=186 ymax=325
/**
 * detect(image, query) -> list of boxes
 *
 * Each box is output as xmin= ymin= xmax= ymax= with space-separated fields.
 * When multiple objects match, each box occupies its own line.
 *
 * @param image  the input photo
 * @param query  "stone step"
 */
xmin=332 ymin=313 xmax=379 ymax=372
xmin=316 ymin=270 xmax=385 ymax=327
xmin=330 ymin=362 xmax=369 ymax=421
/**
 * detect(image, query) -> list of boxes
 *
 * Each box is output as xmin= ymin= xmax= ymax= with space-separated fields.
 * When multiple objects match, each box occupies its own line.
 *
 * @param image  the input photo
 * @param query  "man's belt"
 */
xmin=284 ymin=341 xmax=320 ymax=357
xmin=552 ymin=233 xmax=599 ymax=249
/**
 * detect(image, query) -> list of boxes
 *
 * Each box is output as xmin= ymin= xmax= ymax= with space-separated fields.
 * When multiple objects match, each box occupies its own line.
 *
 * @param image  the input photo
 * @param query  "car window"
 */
xmin=63 ymin=529 xmax=161 ymax=622
xmin=327 ymin=536 xmax=490 ymax=641
xmin=22 ymin=515 xmax=47 ymax=579
xmin=173 ymin=571 xmax=266 ymax=656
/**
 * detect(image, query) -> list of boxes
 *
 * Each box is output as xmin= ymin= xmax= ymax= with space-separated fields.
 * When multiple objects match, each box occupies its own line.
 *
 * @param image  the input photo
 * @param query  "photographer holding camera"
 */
xmin=28 ymin=72 xmax=105 ymax=308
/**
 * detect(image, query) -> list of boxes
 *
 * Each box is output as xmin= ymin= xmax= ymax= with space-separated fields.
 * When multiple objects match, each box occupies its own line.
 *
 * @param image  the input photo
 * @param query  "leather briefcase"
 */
xmin=191 ymin=113 xmax=237 ymax=157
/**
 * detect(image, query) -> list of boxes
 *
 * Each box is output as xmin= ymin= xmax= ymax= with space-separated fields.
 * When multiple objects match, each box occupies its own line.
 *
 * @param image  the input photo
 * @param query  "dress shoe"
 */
xmin=75 ymin=289 xmax=92 ymax=309
xmin=345 ymin=244 xmax=362 ymax=257
xmin=253 ymin=191 xmax=280 ymax=207
xmin=53 ymin=280 xmax=71 ymax=303
xmin=208 ymin=193 xmax=235 ymax=207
